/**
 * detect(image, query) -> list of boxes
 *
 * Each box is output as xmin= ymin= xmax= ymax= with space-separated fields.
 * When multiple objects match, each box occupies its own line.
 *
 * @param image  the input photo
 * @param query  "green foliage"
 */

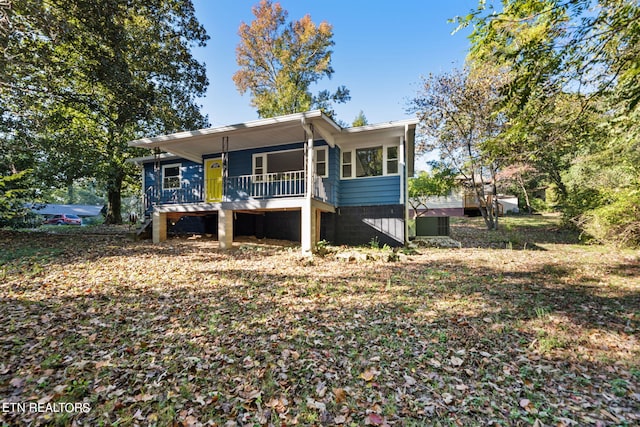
xmin=233 ymin=0 xmax=350 ymax=118
xmin=352 ymin=110 xmax=368 ymax=127
xmin=409 ymin=162 xmax=458 ymax=199
xmin=458 ymin=0 xmax=640 ymax=246
xmin=408 ymin=65 xmax=506 ymax=229
xmin=0 ymin=170 xmax=35 ymax=226
xmin=575 ymin=189 xmax=640 ymax=248
xmin=2 ymin=0 xmax=209 ymax=224
xmin=42 ymin=179 xmax=105 ymax=206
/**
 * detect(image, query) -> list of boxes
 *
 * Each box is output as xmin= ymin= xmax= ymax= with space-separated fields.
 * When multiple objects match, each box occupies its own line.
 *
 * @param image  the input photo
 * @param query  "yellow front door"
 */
xmin=205 ymin=158 xmax=223 ymax=202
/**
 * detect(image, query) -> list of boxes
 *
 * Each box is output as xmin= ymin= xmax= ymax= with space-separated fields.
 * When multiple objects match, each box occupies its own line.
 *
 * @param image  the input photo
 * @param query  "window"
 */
xmin=162 ymin=164 xmax=181 ymax=190
xmin=267 ymin=150 xmax=303 ymax=173
xmin=315 ymin=147 xmax=328 ymax=178
xmin=386 ymin=146 xmax=398 ymax=174
xmin=356 ymin=146 xmax=383 ymax=177
xmin=253 ymin=154 xmax=264 ymax=174
xmin=342 ymin=151 xmax=352 ymax=178
xmin=253 ymin=149 xmax=304 ymax=180
xmin=341 ymin=145 xmax=400 ymax=178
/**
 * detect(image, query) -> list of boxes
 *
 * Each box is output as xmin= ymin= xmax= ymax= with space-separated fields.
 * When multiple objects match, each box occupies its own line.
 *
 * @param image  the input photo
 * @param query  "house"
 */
xmin=128 ymin=110 xmax=417 ymax=253
xmin=28 ymin=203 xmax=103 ymax=218
xmin=409 ymin=191 xmax=466 ymax=218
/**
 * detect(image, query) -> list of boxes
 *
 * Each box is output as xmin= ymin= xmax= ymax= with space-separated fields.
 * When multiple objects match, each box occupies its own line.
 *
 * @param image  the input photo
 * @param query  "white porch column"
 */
xmin=301 ymin=119 xmax=315 ymax=254
xmin=301 ymin=203 xmax=318 ymax=254
xmin=218 ymin=209 xmax=233 ymax=249
xmin=152 ymin=211 xmax=167 ymax=243
xmin=400 ymin=133 xmax=408 ymax=245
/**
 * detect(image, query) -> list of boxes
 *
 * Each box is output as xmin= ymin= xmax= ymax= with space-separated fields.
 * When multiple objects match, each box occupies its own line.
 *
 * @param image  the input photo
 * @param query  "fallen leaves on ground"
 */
xmin=0 ymin=217 xmax=638 ymax=426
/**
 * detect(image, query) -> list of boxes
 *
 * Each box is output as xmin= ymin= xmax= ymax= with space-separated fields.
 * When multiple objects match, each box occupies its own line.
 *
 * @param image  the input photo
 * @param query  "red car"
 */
xmin=43 ymin=214 xmax=82 ymax=226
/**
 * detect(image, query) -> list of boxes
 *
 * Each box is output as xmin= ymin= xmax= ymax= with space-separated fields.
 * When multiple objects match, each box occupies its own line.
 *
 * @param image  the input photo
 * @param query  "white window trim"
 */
xmin=162 ymin=163 xmax=182 ymax=190
xmin=252 ymin=153 xmax=266 ymax=177
xmin=340 ymin=144 xmax=401 ymax=179
xmin=386 ymin=146 xmax=399 ymax=175
xmin=341 ymin=150 xmax=353 ymax=179
xmin=252 ymin=148 xmax=306 ymax=177
xmin=314 ymin=146 xmax=329 ymax=178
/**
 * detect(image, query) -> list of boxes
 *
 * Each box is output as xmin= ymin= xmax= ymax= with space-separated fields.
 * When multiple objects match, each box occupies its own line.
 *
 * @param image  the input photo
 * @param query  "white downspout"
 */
xmin=402 ymin=126 xmax=409 ymax=245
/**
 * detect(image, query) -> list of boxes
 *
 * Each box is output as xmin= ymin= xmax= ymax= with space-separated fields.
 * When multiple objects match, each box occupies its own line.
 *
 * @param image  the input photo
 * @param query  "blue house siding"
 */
xmin=143 ymin=160 xmax=203 ymax=210
xmin=143 ymin=159 xmax=203 ymax=189
xmin=205 ymin=141 xmax=306 ymax=177
xmin=141 ymin=142 xmax=400 ymax=212
xmin=338 ymin=176 xmax=401 ymax=207
xmin=320 ymin=145 xmax=340 ymax=205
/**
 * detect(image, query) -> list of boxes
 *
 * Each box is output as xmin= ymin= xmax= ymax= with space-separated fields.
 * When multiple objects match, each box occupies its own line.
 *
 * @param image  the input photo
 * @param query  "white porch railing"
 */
xmin=145 ymin=170 xmax=336 ymax=213
xmin=225 ymin=170 xmax=306 ymax=199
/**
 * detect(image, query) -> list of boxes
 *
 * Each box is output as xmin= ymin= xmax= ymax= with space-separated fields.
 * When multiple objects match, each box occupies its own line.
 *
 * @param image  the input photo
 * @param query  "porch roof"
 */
xmin=128 ymin=110 xmax=417 ymax=174
xmin=128 ymin=111 xmax=341 ymax=163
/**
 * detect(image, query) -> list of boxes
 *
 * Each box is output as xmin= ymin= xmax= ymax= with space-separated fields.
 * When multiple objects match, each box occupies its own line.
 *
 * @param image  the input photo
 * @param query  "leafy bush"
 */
xmin=577 ymin=189 xmax=640 ymax=248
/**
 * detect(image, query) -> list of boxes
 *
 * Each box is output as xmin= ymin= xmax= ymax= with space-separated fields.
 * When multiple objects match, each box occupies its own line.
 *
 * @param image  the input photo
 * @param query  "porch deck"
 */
xmin=144 ymin=170 xmax=335 ymax=214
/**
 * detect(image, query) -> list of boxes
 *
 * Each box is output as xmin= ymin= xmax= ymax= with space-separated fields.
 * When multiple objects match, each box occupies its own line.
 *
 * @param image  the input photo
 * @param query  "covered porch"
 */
xmin=129 ymin=111 xmax=342 ymax=253
xmin=143 ymin=170 xmax=335 ymax=213
xmin=151 ymin=197 xmax=335 ymax=253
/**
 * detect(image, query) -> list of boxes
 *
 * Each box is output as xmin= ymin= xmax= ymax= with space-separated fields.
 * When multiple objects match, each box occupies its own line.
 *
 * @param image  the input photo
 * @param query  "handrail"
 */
xmin=144 ymin=170 xmax=335 ymax=213
xmin=225 ymin=170 xmax=306 ymax=199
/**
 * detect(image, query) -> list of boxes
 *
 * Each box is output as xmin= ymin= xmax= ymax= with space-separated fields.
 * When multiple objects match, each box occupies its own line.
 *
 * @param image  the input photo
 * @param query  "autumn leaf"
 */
xmin=450 ymin=356 xmax=464 ymax=367
xmin=360 ymin=367 xmax=379 ymax=382
xmin=334 ymin=414 xmax=347 ymax=424
xmin=404 ymin=374 xmax=417 ymax=386
xmin=442 ymin=393 xmax=454 ymax=405
xmin=428 ymin=358 xmax=442 ymax=368
xmin=333 ymin=387 xmax=347 ymax=403
xmin=9 ymin=377 xmax=25 ymax=388
xmin=365 ymin=413 xmax=385 ymax=426
xmin=95 ymin=360 xmax=112 ymax=369
xmin=266 ymin=396 xmax=288 ymax=414
xmin=134 ymin=393 xmax=155 ymax=402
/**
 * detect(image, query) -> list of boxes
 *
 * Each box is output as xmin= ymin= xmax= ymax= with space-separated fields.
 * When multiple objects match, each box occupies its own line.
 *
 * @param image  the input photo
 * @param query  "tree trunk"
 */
xmin=517 ymin=174 xmax=532 ymax=213
xmin=491 ymin=168 xmax=499 ymax=230
xmin=67 ymin=182 xmax=76 ymax=204
xmin=104 ymin=173 xmax=123 ymax=225
xmin=549 ymin=168 xmax=568 ymax=202
xmin=476 ymin=188 xmax=497 ymax=231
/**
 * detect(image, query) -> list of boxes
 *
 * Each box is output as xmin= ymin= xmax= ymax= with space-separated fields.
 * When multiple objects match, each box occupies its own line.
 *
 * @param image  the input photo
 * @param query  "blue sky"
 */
xmin=191 ymin=0 xmax=477 ymax=127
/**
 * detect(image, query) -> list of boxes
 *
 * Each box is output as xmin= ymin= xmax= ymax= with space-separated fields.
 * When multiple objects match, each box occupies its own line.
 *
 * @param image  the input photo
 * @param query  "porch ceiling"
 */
xmin=128 ymin=110 xmax=418 ymax=170
xmin=128 ymin=111 xmax=341 ymax=163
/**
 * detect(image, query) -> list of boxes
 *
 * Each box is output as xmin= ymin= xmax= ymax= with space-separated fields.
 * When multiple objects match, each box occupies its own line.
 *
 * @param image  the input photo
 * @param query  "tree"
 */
xmin=0 ymin=170 xmax=34 ymax=226
xmin=495 ymin=163 xmax=540 ymax=213
xmin=2 ymin=0 xmax=209 ymax=224
xmin=352 ymin=110 xmax=368 ymax=127
xmin=408 ymin=65 xmax=507 ymax=230
xmin=233 ymin=0 xmax=350 ymax=118
xmin=460 ymin=0 xmax=640 ymax=246
xmin=408 ymin=162 xmax=458 ymax=217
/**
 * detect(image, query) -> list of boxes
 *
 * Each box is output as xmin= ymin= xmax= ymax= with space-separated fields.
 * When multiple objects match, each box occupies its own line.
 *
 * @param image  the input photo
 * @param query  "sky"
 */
xmin=190 ymin=0 xmax=478 ymax=128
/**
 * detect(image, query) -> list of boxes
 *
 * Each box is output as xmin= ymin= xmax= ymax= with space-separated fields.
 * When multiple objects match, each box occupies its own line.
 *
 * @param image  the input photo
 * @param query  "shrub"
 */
xmin=577 ymin=189 xmax=640 ymax=248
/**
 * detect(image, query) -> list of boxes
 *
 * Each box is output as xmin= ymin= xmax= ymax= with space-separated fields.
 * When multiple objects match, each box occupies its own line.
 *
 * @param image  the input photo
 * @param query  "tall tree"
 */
xmin=1 ymin=0 xmax=209 ymax=224
xmin=233 ymin=0 xmax=350 ymax=118
xmin=460 ymin=0 xmax=640 ymax=246
xmin=408 ymin=65 xmax=507 ymax=230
